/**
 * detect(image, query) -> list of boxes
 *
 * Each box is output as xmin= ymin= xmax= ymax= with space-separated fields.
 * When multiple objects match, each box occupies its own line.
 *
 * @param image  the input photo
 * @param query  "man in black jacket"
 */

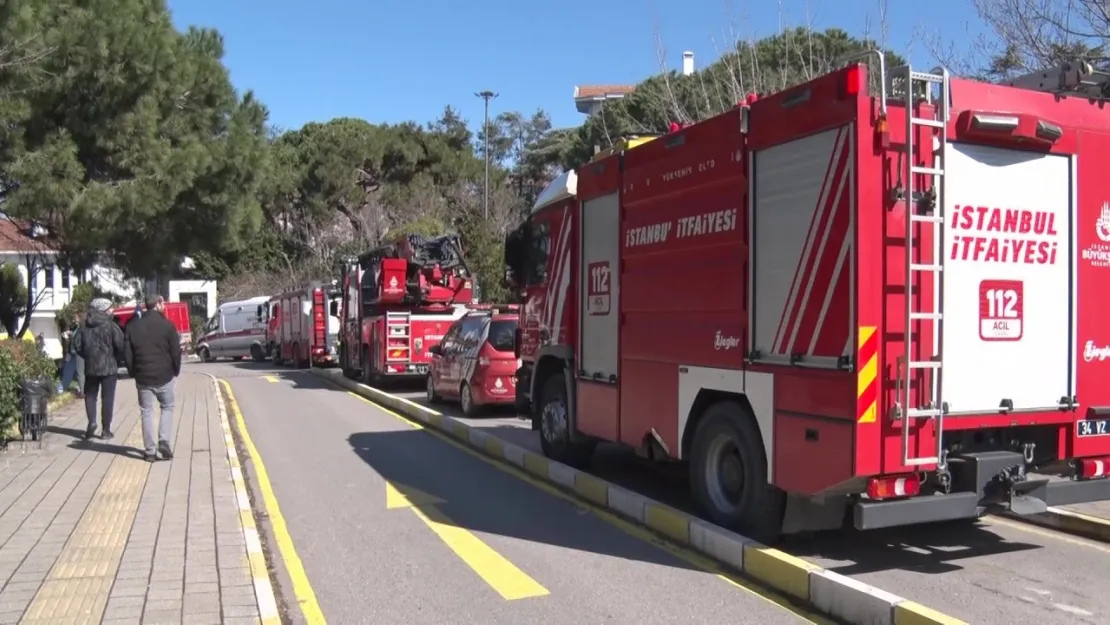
xmin=72 ymin=299 xmax=125 ymax=440
xmin=124 ymin=295 xmax=182 ymax=462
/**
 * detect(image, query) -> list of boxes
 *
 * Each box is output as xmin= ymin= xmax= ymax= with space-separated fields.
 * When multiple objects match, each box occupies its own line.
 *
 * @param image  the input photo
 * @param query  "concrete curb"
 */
xmin=210 ymin=376 xmax=282 ymax=625
xmin=311 ymin=368 xmax=966 ymax=625
xmin=1014 ymin=506 xmax=1110 ymax=543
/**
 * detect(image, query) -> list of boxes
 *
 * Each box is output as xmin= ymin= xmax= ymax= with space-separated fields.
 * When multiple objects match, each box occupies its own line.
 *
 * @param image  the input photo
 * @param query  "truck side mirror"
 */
xmin=429 ymin=344 xmax=442 ymax=356
xmin=329 ymin=301 xmax=339 ymax=317
xmin=256 ymin=304 xmax=264 ymax=321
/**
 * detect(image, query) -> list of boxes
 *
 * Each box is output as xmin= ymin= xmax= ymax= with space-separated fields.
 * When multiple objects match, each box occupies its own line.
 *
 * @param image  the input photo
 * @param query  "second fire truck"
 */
xmin=261 ymin=283 xmax=341 ymax=368
xmin=337 ymin=233 xmax=472 ymax=383
xmin=505 ymin=56 xmax=1110 ymax=542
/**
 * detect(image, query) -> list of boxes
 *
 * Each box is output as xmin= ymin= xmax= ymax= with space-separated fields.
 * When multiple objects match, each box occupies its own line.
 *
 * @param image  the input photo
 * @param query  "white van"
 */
xmin=195 ymin=296 xmax=271 ymax=362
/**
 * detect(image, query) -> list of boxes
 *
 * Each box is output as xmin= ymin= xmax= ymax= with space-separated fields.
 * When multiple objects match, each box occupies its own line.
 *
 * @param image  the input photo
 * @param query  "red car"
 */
xmin=426 ymin=306 xmax=519 ymax=417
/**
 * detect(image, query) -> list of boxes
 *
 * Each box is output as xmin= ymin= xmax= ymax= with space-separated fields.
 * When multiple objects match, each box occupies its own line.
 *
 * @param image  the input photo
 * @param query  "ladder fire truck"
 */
xmin=338 ymin=233 xmax=472 ymax=383
xmin=504 ymin=54 xmax=1110 ymax=543
xmin=261 ymin=283 xmax=341 ymax=368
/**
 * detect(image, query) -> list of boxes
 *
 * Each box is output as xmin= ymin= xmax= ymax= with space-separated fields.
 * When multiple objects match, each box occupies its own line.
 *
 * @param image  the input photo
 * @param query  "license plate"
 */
xmin=1076 ymin=419 xmax=1110 ymax=438
xmin=414 ymin=365 xmax=428 ymax=374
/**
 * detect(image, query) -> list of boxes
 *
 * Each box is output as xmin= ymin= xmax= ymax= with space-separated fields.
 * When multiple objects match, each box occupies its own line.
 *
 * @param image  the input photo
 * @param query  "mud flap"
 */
xmin=1009 ymin=479 xmax=1050 ymax=515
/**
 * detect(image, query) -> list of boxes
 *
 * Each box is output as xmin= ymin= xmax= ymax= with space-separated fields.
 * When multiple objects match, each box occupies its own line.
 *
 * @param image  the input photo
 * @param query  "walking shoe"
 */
xmin=157 ymin=441 xmax=174 ymax=460
xmin=83 ymin=426 xmax=96 ymax=441
xmin=100 ymin=429 xmax=113 ymax=441
xmin=143 ymin=452 xmax=158 ymax=462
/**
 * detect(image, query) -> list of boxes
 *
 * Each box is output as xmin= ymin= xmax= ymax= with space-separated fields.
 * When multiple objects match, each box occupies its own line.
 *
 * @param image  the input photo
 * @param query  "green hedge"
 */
xmin=0 ymin=339 xmax=59 ymax=438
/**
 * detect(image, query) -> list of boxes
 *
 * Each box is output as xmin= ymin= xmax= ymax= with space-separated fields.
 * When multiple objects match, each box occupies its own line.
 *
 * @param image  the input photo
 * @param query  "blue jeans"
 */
xmin=59 ymin=355 xmax=85 ymax=392
xmin=138 ymin=380 xmax=175 ymax=455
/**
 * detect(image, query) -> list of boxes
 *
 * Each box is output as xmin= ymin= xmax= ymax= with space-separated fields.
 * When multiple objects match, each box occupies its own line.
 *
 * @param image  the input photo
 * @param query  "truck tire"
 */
xmin=251 ymin=344 xmax=266 ymax=363
xmin=537 ymin=372 xmax=595 ymax=468
xmin=198 ymin=347 xmax=213 ymax=363
xmin=271 ymin=344 xmax=282 ymax=366
xmin=361 ymin=347 xmax=376 ymax=386
xmin=689 ymin=401 xmax=784 ymax=544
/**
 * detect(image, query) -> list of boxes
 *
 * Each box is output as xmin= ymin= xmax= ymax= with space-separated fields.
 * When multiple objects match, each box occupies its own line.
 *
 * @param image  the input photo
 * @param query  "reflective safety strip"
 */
xmin=857 ymin=326 xmax=879 ymax=424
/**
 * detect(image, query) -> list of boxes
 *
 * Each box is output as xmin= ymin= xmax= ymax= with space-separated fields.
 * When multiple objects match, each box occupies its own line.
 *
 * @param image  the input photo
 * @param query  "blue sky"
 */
xmin=167 ymin=0 xmax=987 ymax=134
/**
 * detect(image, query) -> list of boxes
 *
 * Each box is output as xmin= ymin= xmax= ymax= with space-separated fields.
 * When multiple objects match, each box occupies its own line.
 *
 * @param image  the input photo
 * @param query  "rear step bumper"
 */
xmin=854 ymin=450 xmax=1110 ymax=530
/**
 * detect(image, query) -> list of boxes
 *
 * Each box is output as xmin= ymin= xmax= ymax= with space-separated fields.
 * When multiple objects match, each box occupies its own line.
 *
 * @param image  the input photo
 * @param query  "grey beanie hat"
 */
xmin=88 ymin=298 xmax=112 ymax=313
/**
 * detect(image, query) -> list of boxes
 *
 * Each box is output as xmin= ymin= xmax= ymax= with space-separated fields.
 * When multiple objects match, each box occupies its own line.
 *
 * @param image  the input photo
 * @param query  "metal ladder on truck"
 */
xmin=893 ymin=65 xmax=951 ymax=469
xmin=1003 ymin=60 xmax=1110 ymax=99
xmin=385 ymin=311 xmax=412 ymax=365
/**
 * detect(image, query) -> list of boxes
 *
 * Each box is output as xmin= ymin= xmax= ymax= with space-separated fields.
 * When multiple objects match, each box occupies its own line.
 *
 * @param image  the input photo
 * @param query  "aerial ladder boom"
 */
xmin=1003 ymin=60 xmax=1110 ymax=99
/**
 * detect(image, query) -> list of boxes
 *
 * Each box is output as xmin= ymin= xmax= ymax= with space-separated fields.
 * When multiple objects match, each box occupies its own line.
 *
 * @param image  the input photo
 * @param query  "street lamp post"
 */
xmin=475 ymin=90 xmax=498 ymax=220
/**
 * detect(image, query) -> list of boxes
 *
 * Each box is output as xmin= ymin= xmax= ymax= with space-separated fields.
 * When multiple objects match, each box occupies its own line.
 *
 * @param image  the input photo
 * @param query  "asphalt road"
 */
xmin=209 ymin=361 xmax=824 ymax=625
xmin=294 ymin=365 xmax=1110 ymax=625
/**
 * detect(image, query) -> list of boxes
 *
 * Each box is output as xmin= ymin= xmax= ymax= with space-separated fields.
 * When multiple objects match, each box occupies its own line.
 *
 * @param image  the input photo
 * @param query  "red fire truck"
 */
xmin=338 ymin=233 xmax=472 ymax=383
xmin=504 ymin=56 xmax=1110 ymax=542
xmin=262 ymin=284 xmax=341 ymax=368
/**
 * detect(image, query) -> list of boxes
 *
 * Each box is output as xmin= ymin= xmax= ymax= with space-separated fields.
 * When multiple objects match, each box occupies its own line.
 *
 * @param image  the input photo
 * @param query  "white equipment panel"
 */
xmin=579 ymin=192 xmax=621 ymax=381
xmin=942 ymin=142 xmax=1074 ymax=413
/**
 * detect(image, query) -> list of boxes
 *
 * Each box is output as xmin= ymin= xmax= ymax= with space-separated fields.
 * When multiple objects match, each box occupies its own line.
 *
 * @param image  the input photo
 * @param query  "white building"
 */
xmin=0 ymin=220 xmax=218 ymax=359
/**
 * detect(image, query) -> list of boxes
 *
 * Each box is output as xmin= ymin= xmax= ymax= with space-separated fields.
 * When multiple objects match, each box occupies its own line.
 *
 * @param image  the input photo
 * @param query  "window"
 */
xmin=459 ymin=316 xmax=487 ymax=352
xmin=43 ymin=264 xmax=54 ymax=289
xmin=61 ymin=269 xmax=70 ymax=289
xmin=487 ymin=319 xmax=518 ymax=352
xmin=440 ymin=324 xmax=461 ymax=353
xmin=529 ymin=222 xmax=551 ymax=285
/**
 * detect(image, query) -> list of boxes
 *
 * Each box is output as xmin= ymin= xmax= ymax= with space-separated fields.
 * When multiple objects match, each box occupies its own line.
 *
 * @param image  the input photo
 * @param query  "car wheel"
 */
xmin=460 ymin=383 xmax=481 ymax=418
xmin=199 ymin=347 xmax=213 ymax=363
xmin=426 ymin=374 xmax=441 ymax=403
xmin=250 ymin=343 xmax=266 ymax=363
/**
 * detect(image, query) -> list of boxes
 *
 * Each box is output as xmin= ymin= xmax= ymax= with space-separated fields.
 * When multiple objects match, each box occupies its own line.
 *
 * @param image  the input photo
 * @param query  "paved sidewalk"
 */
xmin=1060 ymin=500 xmax=1110 ymax=519
xmin=0 ymin=372 xmax=275 ymax=625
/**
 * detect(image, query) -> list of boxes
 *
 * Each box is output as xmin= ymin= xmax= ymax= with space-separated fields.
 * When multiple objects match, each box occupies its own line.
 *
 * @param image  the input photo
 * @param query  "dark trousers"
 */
xmin=84 ymin=374 xmax=118 ymax=431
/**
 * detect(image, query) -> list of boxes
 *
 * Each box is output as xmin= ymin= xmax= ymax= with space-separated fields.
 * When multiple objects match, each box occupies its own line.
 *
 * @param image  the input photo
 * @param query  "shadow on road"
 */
xmin=344 ymin=426 xmax=700 ymax=572
xmin=217 ymin=360 xmax=1047 ymax=580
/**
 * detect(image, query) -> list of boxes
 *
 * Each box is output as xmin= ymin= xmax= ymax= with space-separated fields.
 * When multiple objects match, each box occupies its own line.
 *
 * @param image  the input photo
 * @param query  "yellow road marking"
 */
xmin=222 ymin=380 xmax=327 ymax=624
xmin=345 ymin=392 xmax=831 ymax=624
xmin=24 ymin=421 xmax=147 ymax=622
xmin=386 ymin=482 xmax=444 ymax=509
xmin=387 ymin=480 xmax=549 ymax=600
xmin=263 ymin=375 xmax=279 ymax=383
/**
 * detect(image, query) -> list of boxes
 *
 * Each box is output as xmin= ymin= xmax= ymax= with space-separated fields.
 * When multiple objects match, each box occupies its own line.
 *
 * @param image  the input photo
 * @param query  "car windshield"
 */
xmin=487 ymin=319 xmax=517 ymax=352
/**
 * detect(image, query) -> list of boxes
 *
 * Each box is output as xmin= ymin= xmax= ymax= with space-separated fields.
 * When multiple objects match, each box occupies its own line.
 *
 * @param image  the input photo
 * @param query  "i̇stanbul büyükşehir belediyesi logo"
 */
xmin=1083 ymin=202 xmax=1110 ymax=267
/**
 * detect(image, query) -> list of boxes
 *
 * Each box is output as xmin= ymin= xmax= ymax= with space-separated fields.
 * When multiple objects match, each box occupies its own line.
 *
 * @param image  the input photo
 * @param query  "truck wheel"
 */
xmin=538 ymin=372 xmax=594 ymax=468
xmin=250 ymin=344 xmax=266 ymax=363
xmin=198 ymin=347 xmax=213 ymax=363
xmin=460 ymin=383 xmax=482 ymax=418
xmin=689 ymin=401 xmax=784 ymax=544
xmin=272 ymin=345 xmax=282 ymax=366
xmin=361 ymin=347 xmax=376 ymax=386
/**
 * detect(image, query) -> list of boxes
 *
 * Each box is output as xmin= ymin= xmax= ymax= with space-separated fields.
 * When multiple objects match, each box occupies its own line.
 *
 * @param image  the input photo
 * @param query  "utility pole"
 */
xmin=475 ymin=90 xmax=498 ymax=220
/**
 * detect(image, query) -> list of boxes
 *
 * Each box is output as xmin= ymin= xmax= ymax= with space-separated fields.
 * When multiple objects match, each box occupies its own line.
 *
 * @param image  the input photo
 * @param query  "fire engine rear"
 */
xmin=338 ymin=233 xmax=472 ymax=383
xmin=264 ymin=284 xmax=341 ymax=368
xmin=505 ymin=55 xmax=1110 ymax=542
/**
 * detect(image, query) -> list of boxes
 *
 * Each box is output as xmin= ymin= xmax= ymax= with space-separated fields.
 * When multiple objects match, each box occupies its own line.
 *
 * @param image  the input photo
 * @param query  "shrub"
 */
xmin=190 ymin=316 xmax=206 ymax=345
xmin=0 ymin=339 xmax=59 ymax=438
